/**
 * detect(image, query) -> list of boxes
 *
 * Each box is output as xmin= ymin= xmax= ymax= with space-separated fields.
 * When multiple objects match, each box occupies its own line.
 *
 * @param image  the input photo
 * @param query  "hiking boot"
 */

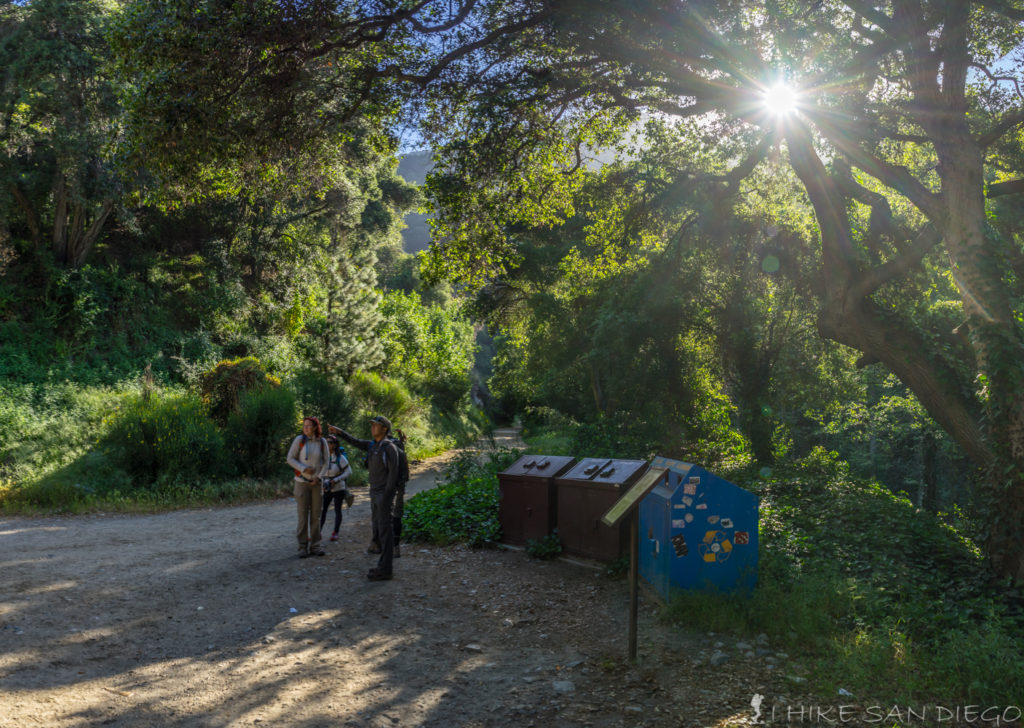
xmin=298 ymin=550 xmax=311 ymax=559
xmin=367 ymin=568 xmax=392 ymax=581
xmin=311 ymin=547 xmax=326 ymax=556
xmin=366 ymin=543 xmax=382 ymax=554
xmin=329 ymin=532 xmax=339 ymax=542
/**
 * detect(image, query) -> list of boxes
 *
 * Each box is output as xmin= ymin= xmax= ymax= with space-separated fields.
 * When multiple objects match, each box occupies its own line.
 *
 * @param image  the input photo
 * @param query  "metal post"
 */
xmin=629 ymin=510 xmax=638 ymax=660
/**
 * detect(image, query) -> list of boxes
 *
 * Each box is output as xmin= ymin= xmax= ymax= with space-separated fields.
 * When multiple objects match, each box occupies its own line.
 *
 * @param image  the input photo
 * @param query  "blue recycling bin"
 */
xmin=638 ymin=457 xmax=758 ymax=598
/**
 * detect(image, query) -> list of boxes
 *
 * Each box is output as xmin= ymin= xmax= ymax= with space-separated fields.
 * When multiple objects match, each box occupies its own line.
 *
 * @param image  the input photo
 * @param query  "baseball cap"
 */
xmin=369 ymin=415 xmax=392 ymax=432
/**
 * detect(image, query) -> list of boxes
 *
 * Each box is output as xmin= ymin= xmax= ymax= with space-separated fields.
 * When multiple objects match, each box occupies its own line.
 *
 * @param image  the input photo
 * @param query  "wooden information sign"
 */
xmin=601 ymin=467 xmax=668 ymax=526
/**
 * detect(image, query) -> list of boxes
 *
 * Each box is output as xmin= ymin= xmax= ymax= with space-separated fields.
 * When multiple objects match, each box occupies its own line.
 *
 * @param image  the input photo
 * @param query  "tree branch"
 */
xmin=971 ymin=0 xmax=1024 ymax=21
xmin=987 ymin=178 xmax=1024 ymax=197
xmin=977 ymin=109 xmax=1024 ymax=148
xmin=804 ymin=108 xmax=946 ymax=222
xmin=849 ymin=225 xmax=942 ymax=300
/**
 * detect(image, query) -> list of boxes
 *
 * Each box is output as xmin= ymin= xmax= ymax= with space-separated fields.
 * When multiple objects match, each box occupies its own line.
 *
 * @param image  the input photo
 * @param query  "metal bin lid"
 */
xmin=558 ymin=458 xmax=613 ymax=482
xmin=500 ymin=454 xmax=577 ymax=478
xmin=589 ymin=459 xmax=649 ymax=485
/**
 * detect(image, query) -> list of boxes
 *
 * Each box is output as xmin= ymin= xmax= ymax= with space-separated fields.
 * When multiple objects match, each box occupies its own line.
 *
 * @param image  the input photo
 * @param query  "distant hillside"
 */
xmin=398 ymin=150 xmax=431 ymax=184
xmin=398 ymin=150 xmax=433 ymax=253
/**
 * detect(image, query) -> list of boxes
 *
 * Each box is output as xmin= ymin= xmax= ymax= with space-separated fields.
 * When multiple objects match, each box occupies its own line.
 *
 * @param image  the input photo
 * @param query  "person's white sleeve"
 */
xmin=286 ymin=436 xmax=304 ymax=473
xmin=317 ymin=439 xmax=330 ymax=479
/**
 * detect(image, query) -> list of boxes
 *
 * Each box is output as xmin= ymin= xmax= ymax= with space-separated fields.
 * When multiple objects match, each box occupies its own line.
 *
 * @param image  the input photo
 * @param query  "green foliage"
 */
xmin=348 ymin=370 xmax=422 ymax=426
xmin=0 ymin=381 xmax=120 ymax=490
xmin=0 ymin=0 xmax=121 ymax=268
xmin=199 ymin=357 xmax=281 ymax=425
xmin=225 ymin=387 xmax=298 ymax=478
xmin=808 ymin=371 xmax=974 ymax=512
xmin=570 ymin=415 xmax=657 ymax=460
xmin=403 ymin=448 xmax=520 ymax=546
xmin=377 ymin=289 xmax=476 ymax=410
xmin=101 ymin=391 xmax=227 ymax=487
xmin=288 ymin=369 xmax=359 ymax=433
xmin=525 ymin=530 xmax=562 ymax=560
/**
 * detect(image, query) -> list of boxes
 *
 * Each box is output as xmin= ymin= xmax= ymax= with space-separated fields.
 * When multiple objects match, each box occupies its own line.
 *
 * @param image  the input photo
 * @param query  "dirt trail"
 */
xmin=0 ymin=429 xmax=787 ymax=727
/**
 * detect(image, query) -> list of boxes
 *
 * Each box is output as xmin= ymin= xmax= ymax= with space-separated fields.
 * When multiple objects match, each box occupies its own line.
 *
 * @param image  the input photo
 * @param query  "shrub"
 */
xmin=226 ymin=386 xmax=298 ymax=478
xmin=526 ymin=530 xmax=562 ymax=559
xmin=0 ymin=381 xmax=124 ymax=490
xmin=102 ymin=391 xmax=226 ymax=486
xmin=348 ymin=370 xmax=421 ymax=424
xmin=199 ymin=356 xmax=281 ymax=425
xmin=403 ymin=448 xmax=520 ymax=546
xmin=570 ymin=413 xmax=658 ymax=460
xmin=288 ymin=369 xmax=358 ymax=431
xmin=667 ymin=453 xmax=1024 ymax=705
xmin=403 ymin=477 xmax=501 ymax=546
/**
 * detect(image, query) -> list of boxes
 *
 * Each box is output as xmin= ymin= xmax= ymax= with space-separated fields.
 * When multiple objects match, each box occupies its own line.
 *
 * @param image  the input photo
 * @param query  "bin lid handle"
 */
xmin=600 ymin=467 xmax=616 ymax=477
xmin=536 ymin=459 xmax=549 ymax=469
xmin=524 ymin=459 xmax=536 ymax=468
xmin=583 ymin=464 xmax=599 ymax=474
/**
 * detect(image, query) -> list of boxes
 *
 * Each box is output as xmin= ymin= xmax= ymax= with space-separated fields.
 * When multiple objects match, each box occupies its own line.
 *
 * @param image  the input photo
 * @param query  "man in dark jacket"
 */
xmin=328 ymin=416 xmax=400 ymax=581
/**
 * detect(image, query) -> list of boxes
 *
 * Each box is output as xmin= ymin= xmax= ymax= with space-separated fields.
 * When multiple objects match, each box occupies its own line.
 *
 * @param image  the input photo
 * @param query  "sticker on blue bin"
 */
xmin=671 ymin=533 xmax=688 ymax=556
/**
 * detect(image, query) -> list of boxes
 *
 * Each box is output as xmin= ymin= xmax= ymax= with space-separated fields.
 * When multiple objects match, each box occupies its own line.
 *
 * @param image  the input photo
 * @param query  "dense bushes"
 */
xmin=200 ymin=356 xmax=282 ymax=425
xmin=226 ymin=387 xmax=298 ymax=477
xmin=0 ymin=352 xmax=487 ymax=511
xmin=102 ymin=391 xmax=227 ymax=485
xmin=348 ymin=370 xmax=421 ymax=423
xmin=289 ymin=368 xmax=359 ymax=431
xmin=402 ymin=448 xmax=519 ymax=546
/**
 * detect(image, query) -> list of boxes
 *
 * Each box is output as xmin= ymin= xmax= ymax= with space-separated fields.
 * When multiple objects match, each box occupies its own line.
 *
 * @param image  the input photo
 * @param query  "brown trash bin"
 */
xmin=497 ymin=455 xmax=577 ymax=546
xmin=556 ymin=458 xmax=649 ymax=561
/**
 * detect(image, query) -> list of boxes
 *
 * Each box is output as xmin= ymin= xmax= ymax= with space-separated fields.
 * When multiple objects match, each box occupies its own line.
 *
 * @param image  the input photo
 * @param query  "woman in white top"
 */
xmin=286 ymin=416 xmax=329 ymax=557
xmin=319 ymin=435 xmax=353 ymax=541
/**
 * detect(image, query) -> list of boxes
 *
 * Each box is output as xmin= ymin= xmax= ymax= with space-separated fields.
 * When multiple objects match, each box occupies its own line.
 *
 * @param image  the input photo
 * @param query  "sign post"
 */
xmin=601 ymin=466 xmax=667 ymax=661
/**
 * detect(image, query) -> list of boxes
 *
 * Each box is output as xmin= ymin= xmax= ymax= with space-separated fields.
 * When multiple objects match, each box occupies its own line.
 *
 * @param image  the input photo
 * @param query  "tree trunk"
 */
xmin=49 ymin=172 xmax=113 ymax=268
xmin=589 ymin=362 xmax=606 ymax=416
xmin=9 ymin=183 xmax=42 ymax=247
xmin=937 ymin=140 xmax=1024 ymax=582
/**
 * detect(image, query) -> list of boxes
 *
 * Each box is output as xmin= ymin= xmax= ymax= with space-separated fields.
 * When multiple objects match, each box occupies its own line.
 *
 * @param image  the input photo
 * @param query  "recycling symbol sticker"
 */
xmin=699 ymin=530 xmax=733 ymax=563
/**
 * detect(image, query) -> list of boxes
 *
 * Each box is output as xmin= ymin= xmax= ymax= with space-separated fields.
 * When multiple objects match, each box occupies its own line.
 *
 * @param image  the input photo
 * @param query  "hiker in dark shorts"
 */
xmin=328 ymin=416 xmax=400 ymax=581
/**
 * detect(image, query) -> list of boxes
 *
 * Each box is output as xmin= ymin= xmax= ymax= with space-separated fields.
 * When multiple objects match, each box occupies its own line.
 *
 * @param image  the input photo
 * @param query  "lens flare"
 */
xmin=762 ymin=83 xmax=800 ymax=116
